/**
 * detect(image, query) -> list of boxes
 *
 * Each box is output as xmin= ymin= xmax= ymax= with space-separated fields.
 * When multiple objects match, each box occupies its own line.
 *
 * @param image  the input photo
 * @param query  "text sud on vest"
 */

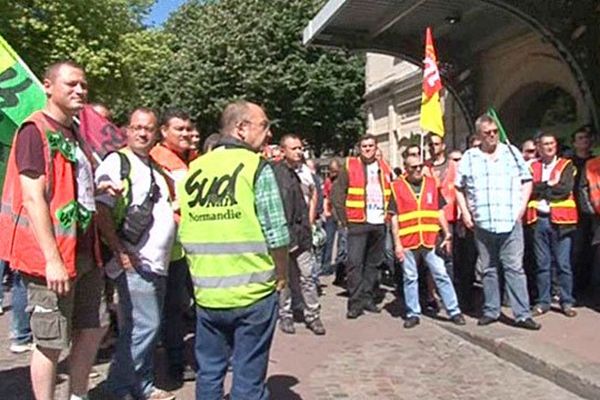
xmin=185 ymin=162 xmax=244 ymax=222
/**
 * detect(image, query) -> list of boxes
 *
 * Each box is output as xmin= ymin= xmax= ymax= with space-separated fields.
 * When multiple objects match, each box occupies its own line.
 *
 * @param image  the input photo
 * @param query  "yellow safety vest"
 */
xmin=178 ymin=147 xmax=276 ymax=308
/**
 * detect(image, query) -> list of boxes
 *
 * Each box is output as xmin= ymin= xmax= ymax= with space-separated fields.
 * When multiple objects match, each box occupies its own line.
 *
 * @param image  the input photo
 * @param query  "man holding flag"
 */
xmin=0 ymin=60 xmax=109 ymax=400
xmin=455 ymin=112 xmax=540 ymax=330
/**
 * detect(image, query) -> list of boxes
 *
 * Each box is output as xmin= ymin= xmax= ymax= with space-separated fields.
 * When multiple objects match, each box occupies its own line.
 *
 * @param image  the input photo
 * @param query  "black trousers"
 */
xmin=346 ymin=223 xmax=386 ymax=311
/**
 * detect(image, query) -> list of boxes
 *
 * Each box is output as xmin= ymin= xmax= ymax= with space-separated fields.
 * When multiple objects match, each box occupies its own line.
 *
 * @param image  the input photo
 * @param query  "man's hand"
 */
xmin=95 ymin=180 xmax=123 ymax=197
xmin=395 ymin=243 xmax=405 ymax=263
xmin=517 ymin=206 xmax=528 ymax=221
xmin=116 ymin=250 xmax=139 ymax=270
xmin=547 ymin=175 xmax=559 ymax=187
xmin=276 ymin=278 xmax=287 ymax=292
xmin=461 ymin=211 xmax=474 ymax=230
xmin=46 ymin=259 xmax=71 ymax=296
xmin=441 ymin=235 xmax=452 ymax=255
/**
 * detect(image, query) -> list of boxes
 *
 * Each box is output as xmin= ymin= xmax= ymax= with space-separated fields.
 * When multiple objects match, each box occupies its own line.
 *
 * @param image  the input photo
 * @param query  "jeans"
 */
xmin=106 ymin=270 xmax=166 ymax=398
xmin=279 ymin=250 xmax=321 ymax=322
xmin=195 ymin=291 xmax=277 ymax=400
xmin=11 ymin=272 xmax=32 ymax=345
xmin=321 ymin=217 xmax=337 ymax=274
xmin=163 ymin=257 xmax=194 ymax=372
xmin=533 ymin=216 xmax=574 ymax=308
xmin=346 ymin=223 xmax=386 ymax=312
xmin=474 ymin=223 xmax=531 ymax=321
xmin=403 ymin=248 xmax=460 ymax=318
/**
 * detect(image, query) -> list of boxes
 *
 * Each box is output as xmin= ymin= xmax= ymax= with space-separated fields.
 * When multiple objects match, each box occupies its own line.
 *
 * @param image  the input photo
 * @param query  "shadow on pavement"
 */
xmin=267 ymin=374 xmax=303 ymax=399
xmin=0 ymin=365 xmax=34 ymax=399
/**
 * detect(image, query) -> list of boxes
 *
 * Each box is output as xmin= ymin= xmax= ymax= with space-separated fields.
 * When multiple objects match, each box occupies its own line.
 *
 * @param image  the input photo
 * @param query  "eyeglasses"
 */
xmin=482 ymin=129 xmax=499 ymax=136
xmin=523 ymin=149 xmax=536 ymax=154
xmin=407 ymin=164 xmax=424 ymax=172
xmin=451 ymin=157 xmax=461 ymax=162
xmin=243 ymin=119 xmax=271 ymax=131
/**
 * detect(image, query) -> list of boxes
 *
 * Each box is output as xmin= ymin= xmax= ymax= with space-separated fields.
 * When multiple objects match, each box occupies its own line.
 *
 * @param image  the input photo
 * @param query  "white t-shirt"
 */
xmin=295 ymin=163 xmax=315 ymax=206
xmin=95 ymin=150 xmax=176 ymax=278
xmin=537 ymin=157 xmax=558 ymax=214
xmin=365 ymin=162 xmax=385 ymax=224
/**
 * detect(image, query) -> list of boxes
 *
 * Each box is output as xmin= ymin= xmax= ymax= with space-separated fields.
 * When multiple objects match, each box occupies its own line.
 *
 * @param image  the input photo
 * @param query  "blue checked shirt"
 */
xmin=455 ymin=143 xmax=531 ymax=233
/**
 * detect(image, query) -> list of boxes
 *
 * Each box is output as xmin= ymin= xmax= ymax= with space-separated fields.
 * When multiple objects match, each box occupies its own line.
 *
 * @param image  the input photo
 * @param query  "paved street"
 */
xmin=0 ymin=276 xmax=594 ymax=399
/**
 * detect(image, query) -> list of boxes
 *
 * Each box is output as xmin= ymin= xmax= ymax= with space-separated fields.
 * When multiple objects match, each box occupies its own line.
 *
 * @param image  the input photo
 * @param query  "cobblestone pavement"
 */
xmin=0 ymin=277 xmax=587 ymax=399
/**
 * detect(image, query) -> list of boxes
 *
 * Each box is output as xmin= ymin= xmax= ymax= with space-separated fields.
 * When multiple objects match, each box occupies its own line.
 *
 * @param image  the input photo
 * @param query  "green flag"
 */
xmin=0 ymin=35 xmax=46 ymax=195
xmin=486 ymin=107 xmax=509 ymax=144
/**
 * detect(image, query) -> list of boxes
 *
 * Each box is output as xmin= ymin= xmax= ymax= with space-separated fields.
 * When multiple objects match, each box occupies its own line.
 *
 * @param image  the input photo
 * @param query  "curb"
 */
xmin=439 ymin=323 xmax=600 ymax=400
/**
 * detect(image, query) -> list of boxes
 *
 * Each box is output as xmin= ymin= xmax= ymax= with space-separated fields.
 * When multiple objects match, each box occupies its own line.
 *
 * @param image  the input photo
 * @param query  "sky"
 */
xmin=144 ymin=0 xmax=188 ymax=26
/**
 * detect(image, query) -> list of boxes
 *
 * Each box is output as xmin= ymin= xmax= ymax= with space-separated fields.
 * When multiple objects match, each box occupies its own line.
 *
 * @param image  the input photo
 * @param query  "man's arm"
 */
xmin=95 ymin=203 xmax=137 ymax=269
xmin=308 ymin=184 xmax=317 ymax=226
xmin=391 ymin=214 xmax=405 ymax=262
xmin=455 ymin=188 xmax=473 ymax=229
xmin=330 ymin=166 xmax=348 ymax=227
xmin=20 ymin=174 xmax=70 ymax=295
xmin=579 ymin=165 xmax=594 ymax=214
xmin=518 ymin=181 xmax=533 ymax=220
xmin=255 ymin=163 xmax=289 ymax=291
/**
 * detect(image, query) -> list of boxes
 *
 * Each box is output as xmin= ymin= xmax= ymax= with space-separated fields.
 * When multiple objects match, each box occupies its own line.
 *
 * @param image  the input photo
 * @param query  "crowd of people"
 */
xmin=0 ymin=59 xmax=599 ymax=400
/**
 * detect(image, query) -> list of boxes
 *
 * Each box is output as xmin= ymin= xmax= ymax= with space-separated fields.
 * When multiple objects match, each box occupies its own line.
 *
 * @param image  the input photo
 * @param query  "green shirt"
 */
xmin=255 ymin=163 xmax=290 ymax=249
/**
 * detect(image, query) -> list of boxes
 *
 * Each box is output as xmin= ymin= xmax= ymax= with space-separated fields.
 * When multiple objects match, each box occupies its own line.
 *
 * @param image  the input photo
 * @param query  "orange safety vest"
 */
xmin=525 ymin=158 xmax=578 ymax=225
xmin=424 ymin=158 xmax=458 ymax=223
xmin=0 ymin=112 xmax=78 ymax=278
xmin=345 ymin=157 xmax=391 ymax=223
xmin=586 ymin=157 xmax=600 ymax=214
xmin=392 ymin=176 xmax=441 ymax=249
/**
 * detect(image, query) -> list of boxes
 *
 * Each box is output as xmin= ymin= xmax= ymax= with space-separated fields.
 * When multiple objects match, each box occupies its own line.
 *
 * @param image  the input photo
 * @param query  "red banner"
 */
xmin=421 ymin=27 xmax=442 ymax=99
xmin=78 ymin=105 xmax=126 ymax=161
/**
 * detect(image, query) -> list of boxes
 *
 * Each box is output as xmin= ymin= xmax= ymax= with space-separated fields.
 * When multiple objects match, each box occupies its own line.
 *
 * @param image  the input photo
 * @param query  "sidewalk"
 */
xmin=437 ymin=305 xmax=600 ymax=400
xmin=0 ymin=277 xmax=598 ymax=399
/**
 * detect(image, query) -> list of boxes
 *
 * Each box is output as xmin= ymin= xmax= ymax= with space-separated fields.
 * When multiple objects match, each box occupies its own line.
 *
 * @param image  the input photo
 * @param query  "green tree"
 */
xmin=0 ymin=0 xmax=156 ymax=115
xmin=153 ymin=0 xmax=365 ymax=154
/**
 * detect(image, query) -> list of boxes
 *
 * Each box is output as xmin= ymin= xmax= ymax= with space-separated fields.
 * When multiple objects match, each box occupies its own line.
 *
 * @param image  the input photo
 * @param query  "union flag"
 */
xmin=419 ymin=27 xmax=445 ymax=137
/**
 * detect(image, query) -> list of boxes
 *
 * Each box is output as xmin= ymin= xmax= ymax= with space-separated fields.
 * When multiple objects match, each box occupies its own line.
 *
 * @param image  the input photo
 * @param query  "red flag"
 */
xmin=419 ymin=27 xmax=445 ymax=136
xmin=78 ymin=105 xmax=126 ymax=161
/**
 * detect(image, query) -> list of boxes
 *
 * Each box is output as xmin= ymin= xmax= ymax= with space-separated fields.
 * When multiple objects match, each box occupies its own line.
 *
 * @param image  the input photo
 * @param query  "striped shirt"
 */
xmin=455 ymin=143 xmax=531 ymax=233
xmin=255 ymin=163 xmax=290 ymax=249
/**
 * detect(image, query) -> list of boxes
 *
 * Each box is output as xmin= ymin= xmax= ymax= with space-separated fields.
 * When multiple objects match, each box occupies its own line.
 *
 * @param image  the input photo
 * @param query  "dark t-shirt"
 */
xmin=14 ymin=114 xmax=94 ymax=258
xmin=15 ymin=114 xmax=77 ymax=177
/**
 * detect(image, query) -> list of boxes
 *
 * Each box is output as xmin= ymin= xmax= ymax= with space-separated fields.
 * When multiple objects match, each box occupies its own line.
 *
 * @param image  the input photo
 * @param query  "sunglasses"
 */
xmin=482 ymin=129 xmax=499 ymax=136
xmin=407 ymin=164 xmax=424 ymax=171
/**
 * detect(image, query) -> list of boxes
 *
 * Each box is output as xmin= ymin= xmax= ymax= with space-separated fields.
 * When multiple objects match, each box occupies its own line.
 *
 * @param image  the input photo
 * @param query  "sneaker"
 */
xmin=146 ymin=388 xmax=176 ymax=400
xmin=306 ymin=318 xmax=326 ymax=335
xmin=88 ymin=367 xmax=101 ymax=379
xmin=403 ymin=316 xmax=420 ymax=329
xmin=514 ymin=317 xmax=541 ymax=330
xmin=562 ymin=305 xmax=577 ymax=318
xmin=0 ymin=305 xmax=4 ymax=315
xmin=450 ymin=313 xmax=466 ymax=326
xmin=477 ymin=316 xmax=498 ymax=326
xmin=9 ymin=342 xmax=33 ymax=354
xmin=279 ymin=318 xmax=295 ymax=334
xmin=363 ymin=303 xmax=381 ymax=314
xmin=346 ymin=308 xmax=363 ymax=319
xmin=531 ymin=304 xmax=549 ymax=317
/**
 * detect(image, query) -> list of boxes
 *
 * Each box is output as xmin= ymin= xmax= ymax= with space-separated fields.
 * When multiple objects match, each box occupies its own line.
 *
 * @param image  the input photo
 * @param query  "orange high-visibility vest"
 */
xmin=425 ymin=159 xmax=458 ymax=223
xmin=345 ymin=157 xmax=391 ymax=223
xmin=525 ymin=158 xmax=578 ymax=225
xmin=0 ymin=112 xmax=78 ymax=278
xmin=392 ymin=176 xmax=441 ymax=249
xmin=586 ymin=157 xmax=600 ymax=214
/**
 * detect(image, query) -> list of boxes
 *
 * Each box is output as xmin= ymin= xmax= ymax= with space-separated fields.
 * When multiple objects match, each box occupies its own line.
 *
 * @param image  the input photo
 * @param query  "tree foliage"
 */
xmin=0 ymin=0 xmax=365 ymax=152
xmin=152 ymin=0 xmax=365 ymax=154
xmin=0 ymin=0 xmax=156 ymax=112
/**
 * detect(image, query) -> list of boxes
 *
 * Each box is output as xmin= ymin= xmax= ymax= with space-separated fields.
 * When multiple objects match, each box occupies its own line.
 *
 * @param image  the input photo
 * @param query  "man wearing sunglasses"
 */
xmin=390 ymin=155 xmax=465 ymax=328
xmin=455 ymin=114 xmax=540 ymax=330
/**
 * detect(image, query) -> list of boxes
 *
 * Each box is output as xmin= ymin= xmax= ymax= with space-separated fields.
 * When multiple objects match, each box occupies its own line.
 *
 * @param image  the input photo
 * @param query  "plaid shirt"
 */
xmin=255 ymin=163 xmax=290 ymax=249
xmin=455 ymin=143 xmax=531 ymax=233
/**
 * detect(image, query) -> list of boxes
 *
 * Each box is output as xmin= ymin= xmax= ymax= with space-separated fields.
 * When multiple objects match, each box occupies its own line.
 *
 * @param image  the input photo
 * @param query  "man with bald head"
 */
xmin=178 ymin=100 xmax=289 ymax=399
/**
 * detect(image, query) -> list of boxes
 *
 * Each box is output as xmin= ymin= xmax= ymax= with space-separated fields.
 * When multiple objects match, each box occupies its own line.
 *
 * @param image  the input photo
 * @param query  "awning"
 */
xmin=303 ymin=0 xmax=530 ymax=68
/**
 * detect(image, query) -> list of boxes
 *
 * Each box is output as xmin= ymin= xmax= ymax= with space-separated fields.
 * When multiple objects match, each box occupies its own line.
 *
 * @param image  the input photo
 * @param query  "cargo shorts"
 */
xmin=23 ymin=256 xmax=109 ymax=350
